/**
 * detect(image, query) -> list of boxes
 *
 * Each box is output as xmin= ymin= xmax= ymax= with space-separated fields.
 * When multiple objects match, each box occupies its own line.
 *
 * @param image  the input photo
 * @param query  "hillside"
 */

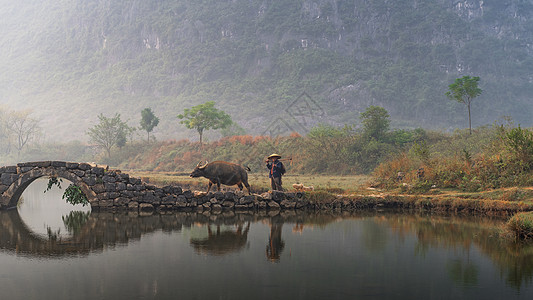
xmin=1 ymin=0 xmax=533 ymax=142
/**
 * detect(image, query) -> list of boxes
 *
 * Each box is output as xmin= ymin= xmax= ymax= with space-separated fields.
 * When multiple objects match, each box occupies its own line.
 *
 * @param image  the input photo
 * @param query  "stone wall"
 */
xmin=0 ymin=161 xmax=314 ymax=212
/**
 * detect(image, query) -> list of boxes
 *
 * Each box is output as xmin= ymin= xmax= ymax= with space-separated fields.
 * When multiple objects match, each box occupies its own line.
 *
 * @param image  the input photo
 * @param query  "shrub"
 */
xmin=507 ymin=212 xmax=533 ymax=241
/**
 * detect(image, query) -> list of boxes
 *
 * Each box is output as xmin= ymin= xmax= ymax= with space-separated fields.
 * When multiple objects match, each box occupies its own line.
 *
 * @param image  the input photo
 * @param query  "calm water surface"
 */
xmin=0 ymin=179 xmax=532 ymax=300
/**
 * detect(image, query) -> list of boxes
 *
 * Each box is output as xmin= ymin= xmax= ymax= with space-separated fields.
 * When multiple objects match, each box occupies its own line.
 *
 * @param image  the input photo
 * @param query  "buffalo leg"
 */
xmin=237 ymin=183 xmax=243 ymax=190
xmin=244 ymin=182 xmax=251 ymax=195
xmin=207 ymin=181 xmax=213 ymax=193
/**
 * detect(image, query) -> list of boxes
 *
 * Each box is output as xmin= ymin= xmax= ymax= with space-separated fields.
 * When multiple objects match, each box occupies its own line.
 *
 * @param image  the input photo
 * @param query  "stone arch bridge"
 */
xmin=0 ymin=161 xmax=152 ymax=210
xmin=0 ymin=161 xmax=311 ymax=212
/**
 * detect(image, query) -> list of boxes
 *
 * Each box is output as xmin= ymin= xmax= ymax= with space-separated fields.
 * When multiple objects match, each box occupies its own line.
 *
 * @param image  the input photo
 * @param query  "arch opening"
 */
xmin=17 ymin=178 xmax=91 ymax=239
xmin=2 ymin=168 xmax=96 ymax=209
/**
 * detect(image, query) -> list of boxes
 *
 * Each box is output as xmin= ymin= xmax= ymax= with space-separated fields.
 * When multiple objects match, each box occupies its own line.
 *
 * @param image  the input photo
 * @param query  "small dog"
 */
xmin=292 ymin=183 xmax=314 ymax=191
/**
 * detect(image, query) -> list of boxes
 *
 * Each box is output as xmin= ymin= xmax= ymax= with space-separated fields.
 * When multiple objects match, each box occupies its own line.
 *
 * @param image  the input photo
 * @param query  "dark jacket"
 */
xmin=266 ymin=160 xmax=285 ymax=178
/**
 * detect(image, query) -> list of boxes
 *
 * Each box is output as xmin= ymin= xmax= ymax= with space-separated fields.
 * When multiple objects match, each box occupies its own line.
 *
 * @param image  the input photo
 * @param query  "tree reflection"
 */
xmin=1 ymin=209 xmax=532 ymax=290
xmin=446 ymin=259 xmax=479 ymax=287
xmin=361 ymin=218 xmax=389 ymax=253
xmin=62 ymin=211 xmax=91 ymax=235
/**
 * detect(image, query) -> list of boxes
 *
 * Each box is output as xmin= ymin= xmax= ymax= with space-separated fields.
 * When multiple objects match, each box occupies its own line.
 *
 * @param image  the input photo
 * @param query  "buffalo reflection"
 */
xmin=190 ymin=222 xmax=250 ymax=256
xmin=2 ymin=209 xmax=533 ymax=290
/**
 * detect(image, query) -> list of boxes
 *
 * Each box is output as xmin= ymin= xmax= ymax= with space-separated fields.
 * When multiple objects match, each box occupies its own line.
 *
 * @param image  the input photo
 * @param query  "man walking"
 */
xmin=266 ymin=153 xmax=285 ymax=191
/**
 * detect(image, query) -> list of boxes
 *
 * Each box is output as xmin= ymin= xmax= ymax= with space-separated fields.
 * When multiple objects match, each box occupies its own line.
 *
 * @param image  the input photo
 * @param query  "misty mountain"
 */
xmin=1 ymin=0 xmax=532 ymax=142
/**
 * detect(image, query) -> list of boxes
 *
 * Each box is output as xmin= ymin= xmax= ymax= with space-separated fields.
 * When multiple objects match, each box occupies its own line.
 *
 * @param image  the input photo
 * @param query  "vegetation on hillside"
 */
xmin=1 ymin=0 xmax=533 ymax=141
xmin=373 ymin=118 xmax=533 ymax=193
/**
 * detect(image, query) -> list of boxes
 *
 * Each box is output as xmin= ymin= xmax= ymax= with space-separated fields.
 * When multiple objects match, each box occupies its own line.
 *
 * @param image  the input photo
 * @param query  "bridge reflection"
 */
xmin=1 ymin=209 xmax=532 ymax=290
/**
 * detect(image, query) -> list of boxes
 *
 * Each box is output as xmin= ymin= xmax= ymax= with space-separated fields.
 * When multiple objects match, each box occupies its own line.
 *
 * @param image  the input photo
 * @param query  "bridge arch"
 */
xmin=3 ymin=167 xmax=97 ymax=209
xmin=0 ymin=162 xmax=102 ymax=210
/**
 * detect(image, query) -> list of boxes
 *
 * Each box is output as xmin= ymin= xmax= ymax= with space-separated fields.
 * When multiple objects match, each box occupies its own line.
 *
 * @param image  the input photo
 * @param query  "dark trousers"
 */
xmin=270 ymin=176 xmax=283 ymax=191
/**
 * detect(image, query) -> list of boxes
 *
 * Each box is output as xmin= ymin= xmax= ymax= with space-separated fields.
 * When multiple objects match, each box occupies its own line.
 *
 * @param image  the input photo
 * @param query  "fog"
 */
xmin=1 ymin=0 xmax=532 ymax=148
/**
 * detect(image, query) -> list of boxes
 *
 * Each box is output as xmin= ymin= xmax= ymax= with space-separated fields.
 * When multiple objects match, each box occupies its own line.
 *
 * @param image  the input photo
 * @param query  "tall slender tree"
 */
xmin=177 ymin=101 xmax=232 ymax=145
xmin=445 ymin=76 xmax=482 ymax=134
xmin=140 ymin=108 xmax=159 ymax=143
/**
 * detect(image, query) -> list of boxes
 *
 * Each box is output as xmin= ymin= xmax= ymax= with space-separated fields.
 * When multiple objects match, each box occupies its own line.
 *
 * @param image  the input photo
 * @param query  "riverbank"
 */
xmin=124 ymin=171 xmax=533 ymax=215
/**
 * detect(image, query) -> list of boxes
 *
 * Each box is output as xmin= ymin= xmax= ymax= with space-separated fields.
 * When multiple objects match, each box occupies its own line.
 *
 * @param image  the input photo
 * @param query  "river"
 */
xmin=0 ymin=179 xmax=532 ymax=299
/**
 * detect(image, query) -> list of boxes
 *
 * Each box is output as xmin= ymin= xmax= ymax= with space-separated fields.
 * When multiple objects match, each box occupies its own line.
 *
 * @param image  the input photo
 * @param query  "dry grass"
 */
xmin=126 ymin=171 xmax=371 ymax=194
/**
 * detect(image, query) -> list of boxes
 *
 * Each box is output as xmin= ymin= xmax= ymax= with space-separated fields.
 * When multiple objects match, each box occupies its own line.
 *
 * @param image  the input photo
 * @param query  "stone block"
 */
xmin=162 ymin=195 xmax=177 ymax=204
xmin=139 ymin=203 xmax=154 ymax=212
xmin=128 ymin=201 xmax=139 ymax=210
xmin=129 ymin=177 xmax=141 ymax=185
xmin=104 ymin=182 xmax=116 ymax=192
xmin=239 ymin=196 xmax=254 ymax=205
xmin=114 ymin=197 xmax=130 ymax=206
xmin=234 ymin=204 xmax=249 ymax=210
xmin=118 ymin=173 xmax=129 ymax=181
xmin=78 ymin=163 xmax=91 ymax=170
xmin=222 ymin=201 xmax=235 ymax=208
xmin=83 ymin=176 xmax=96 ymax=186
xmin=171 ymin=186 xmax=183 ymax=194
xmin=272 ymin=191 xmax=285 ymax=202
xmin=256 ymin=201 xmax=267 ymax=209
xmin=99 ymin=200 xmax=114 ymax=207
xmin=267 ymin=201 xmax=280 ymax=209
xmin=224 ymin=192 xmax=236 ymax=201
xmin=120 ymin=190 xmax=134 ymax=198
xmin=91 ymin=167 xmax=105 ymax=176
xmin=92 ymin=184 xmax=105 ymax=193
xmin=280 ymin=199 xmax=296 ymax=209
xmin=162 ymin=185 xmax=173 ymax=194
xmin=73 ymin=170 xmax=85 ymax=177
xmin=214 ymin=192 xmax=225 ymax=200
xmin=51 ymin=161 xmax=67 ymax=168
xmin=17 ymin=161 xmax=51 ymax=168
xmin=116 ymin=182 xmax=126 ymax=191
xmin=143 ymin=192 xmax=159 ymax=204
xmin=65 ymin=162 xmax=79 ymax=169
xmin=108 ymin=192 xmax=120 ymax=199
xmin=102 ymin=175 xmax=116 ymax=183
xmin=1 ymin=173 xmax=18 ymax=185
xmin=0 ymin=166 xmax=17 ymax=173
xmin=20 ymin=167 xmax=34 ymax=173
xmin=183 ymin=190 xmax=193 ymax=199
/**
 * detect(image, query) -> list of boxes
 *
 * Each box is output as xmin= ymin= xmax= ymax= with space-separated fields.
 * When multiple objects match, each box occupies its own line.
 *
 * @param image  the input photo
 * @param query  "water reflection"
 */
xmin=266 ymin=216 xmax=285 ymax=262
xmin=190 ymin=222 xmax=251 ymax=256
xmin=1 ymin=208 xmax=532 ymax=297
xmin=17 ymin=178 xmax=91 ymax=239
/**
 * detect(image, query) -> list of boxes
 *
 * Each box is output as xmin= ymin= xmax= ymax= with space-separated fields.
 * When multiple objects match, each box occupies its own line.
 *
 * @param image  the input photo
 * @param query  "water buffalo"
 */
xmin=190 ymin=161 xmax=251 ymax=194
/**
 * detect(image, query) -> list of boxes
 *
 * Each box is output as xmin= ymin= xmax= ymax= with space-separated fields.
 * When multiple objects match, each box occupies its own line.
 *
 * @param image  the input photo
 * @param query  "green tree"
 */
xmin=140 ymin=107 xmax=159 ymax=143
xmin=445 ymin=76 xmax=482 ymax=134
xmin=177 ymin=101 xmax=232 ymax=144
xmin=360 ymin=106 xmax=390 ymax=141
xmin=87 ymin=113 xmax=132 ymax=157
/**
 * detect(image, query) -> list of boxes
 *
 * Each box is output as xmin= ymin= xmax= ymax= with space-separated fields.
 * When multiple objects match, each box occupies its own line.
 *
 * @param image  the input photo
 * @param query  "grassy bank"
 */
xmin=127 ymin=171 xmax=532 ymax=213
xmin=507 ymin=212 xmax=533 ymax=241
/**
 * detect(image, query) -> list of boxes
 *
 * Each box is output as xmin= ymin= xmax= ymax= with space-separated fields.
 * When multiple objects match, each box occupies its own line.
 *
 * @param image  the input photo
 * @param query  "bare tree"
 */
xmin=7 ymin=109 xmax=40 ymax=154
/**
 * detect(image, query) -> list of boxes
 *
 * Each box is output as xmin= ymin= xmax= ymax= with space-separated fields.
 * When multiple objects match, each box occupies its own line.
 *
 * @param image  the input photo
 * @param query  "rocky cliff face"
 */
xmin=1 ymin=0 xmax=533 ymax=141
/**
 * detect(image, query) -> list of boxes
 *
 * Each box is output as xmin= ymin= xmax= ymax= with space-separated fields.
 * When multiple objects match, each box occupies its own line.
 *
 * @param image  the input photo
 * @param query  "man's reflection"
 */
xmin=266 ymin=217 xmax=285 ymax=262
